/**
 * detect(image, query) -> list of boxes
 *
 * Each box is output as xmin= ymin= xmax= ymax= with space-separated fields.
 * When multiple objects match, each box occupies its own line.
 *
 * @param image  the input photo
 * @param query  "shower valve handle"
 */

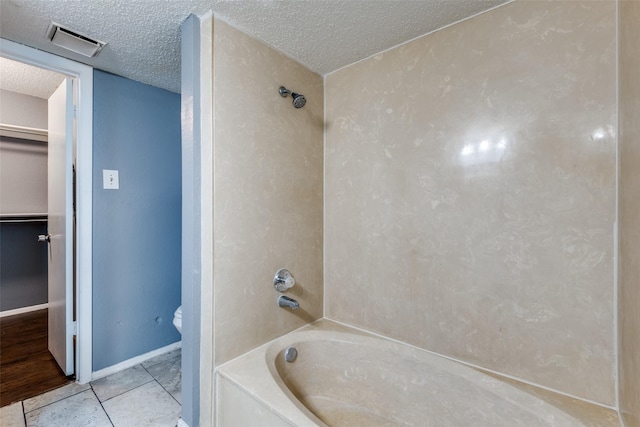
xmin=274 ymin=269 xmax=295 ymax=292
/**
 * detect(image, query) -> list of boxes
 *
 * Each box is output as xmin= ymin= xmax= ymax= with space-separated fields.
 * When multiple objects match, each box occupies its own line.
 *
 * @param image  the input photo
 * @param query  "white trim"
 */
xmin=176 ymin=419 xmax=190 ymax=427
xmin=0 ymin=303 xmax=49 ymax=318
xmin=0 ymin=38 xmax=93 ymax=384
xmin=199 ymin=13 xmax=214 ymax=427
xmin=614 ymin=3 xmax=627 ymax=425
xmin=323 ymin=73 xmax=327 ymax=320
xmin=91 ymin=341 xmax=182 ymax=381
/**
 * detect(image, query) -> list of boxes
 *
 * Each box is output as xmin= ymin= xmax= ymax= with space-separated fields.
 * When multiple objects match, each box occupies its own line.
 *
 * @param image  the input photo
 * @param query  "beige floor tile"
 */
xmin=91 ymin=365 xmax=153 ymax=402
xmin=25 ymin=390 xmax=111 ymax=427
xmin=102 ymin=381 xmax=180 ymax=427
xmin=0 ymin=402 xmax=25 ymax=427
xmin=23 ymin=382 xmax=91 ymax=413
xmin=145 ymin=354 xmax=181 ymax=403
xmin=141 ymin=348 xmax=181 ymax=369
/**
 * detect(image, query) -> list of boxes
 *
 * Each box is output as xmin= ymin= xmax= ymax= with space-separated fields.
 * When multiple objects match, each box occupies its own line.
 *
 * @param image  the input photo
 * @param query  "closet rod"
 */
xmin=0 ymin=214 xmax=48 ymax=223
xmin=0 ymin=124 xmax=48 ymax=142
xmin=0 ymin=219 xmax=47 ymax=223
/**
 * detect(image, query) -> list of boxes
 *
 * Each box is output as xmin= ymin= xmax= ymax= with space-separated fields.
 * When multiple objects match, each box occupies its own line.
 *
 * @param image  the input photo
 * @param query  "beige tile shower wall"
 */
xmin=212 ymin=20 xmax=324 ymax=365
xmin=619 ymin=1 xmax=640 ymax=425
xmin=325 ymin=0 xmax=616 ymax=405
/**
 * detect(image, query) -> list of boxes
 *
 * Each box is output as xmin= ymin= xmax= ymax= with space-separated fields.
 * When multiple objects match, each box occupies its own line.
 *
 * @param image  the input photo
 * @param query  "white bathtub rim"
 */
xmin=217 ymin=375 xmax=305 ymax=427
xmin=218 ymin=357 xmax=325 ymax=426
xmin=217 ymin=322 xmax=328 ymax=426
xmin=266 ymin=329 xmax=583 ymax=425
xmin=218 ymin=322 xmax=584 ymax=426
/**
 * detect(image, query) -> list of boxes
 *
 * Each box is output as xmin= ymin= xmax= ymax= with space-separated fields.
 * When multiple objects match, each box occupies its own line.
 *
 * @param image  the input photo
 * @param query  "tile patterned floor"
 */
xmin=0 ymin=349 xmax=181 ymax=427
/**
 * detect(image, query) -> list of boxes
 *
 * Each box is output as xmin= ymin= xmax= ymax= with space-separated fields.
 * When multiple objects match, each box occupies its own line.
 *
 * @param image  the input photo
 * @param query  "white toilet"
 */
xmin=173 ymin=306 xmax=182 ymax=334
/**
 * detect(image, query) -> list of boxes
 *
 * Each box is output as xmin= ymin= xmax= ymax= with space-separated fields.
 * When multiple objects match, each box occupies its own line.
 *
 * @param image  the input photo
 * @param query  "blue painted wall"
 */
xmin=92 ymin=70 xmax=181 ymax=370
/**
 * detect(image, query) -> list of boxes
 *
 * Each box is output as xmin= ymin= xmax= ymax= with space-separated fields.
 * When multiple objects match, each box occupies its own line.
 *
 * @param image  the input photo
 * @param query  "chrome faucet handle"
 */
xmin=274 ymin=269 xmax=295 ymax=292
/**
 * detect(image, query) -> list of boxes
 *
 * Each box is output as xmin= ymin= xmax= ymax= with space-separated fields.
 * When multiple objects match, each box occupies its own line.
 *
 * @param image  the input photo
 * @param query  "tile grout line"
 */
xmin=140 ymin=363 xmax=182 ymax=406
xmin=21 ymin=386 xmax=89 ymax=415
xmin=19 ymin=386 xmax=110 ymax=426
xmin=95 ymin=376 xmax=156 ymax=404
xmin=16 ymin=354 xmax=181 ymax=426
xmin=90 ymin=384 xmax=115 ymax=427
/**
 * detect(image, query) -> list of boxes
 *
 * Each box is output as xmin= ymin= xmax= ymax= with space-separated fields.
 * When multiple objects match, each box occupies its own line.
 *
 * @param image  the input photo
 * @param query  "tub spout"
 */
xmin=277 ymin=295 xmax=299 ymax=310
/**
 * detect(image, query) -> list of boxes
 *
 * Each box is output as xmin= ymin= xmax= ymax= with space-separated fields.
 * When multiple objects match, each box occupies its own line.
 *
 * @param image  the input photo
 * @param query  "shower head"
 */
xmin=279 ymin=86 xmax=306 ymax=109
xmin=291 ymin=93 xmax=306 ymax=109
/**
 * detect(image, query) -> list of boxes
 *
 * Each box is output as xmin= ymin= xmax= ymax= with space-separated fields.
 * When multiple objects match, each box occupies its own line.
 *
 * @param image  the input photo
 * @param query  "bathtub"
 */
xmin=216 ymin=320 xmax=619 ymax=426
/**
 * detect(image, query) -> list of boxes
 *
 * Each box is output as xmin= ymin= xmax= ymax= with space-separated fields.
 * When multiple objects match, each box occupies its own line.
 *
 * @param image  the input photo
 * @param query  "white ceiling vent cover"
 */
xmin=45 ymin=22 xmax=106 ymax=58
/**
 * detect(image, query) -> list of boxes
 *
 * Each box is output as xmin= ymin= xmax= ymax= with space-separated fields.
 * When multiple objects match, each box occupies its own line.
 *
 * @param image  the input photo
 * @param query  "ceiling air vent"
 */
xmin=45 ymin=22 xmax=106 ymax=58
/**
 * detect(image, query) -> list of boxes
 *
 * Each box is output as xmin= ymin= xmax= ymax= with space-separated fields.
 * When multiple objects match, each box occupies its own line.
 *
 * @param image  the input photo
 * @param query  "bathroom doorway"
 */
xmin=0 ymin=57 xmax=76 ymax=405
xmin=0 ymin=58 xmax=74 ymax=405
xmin=0 ymin=39 xmax=94 ymax=389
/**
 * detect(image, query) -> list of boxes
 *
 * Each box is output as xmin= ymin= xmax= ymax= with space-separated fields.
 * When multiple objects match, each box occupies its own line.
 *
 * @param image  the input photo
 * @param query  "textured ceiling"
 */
xmin=0 ymin=57 xmax=65 ymax=99
xmin=0 ymin=0 xmax=509 ymax=94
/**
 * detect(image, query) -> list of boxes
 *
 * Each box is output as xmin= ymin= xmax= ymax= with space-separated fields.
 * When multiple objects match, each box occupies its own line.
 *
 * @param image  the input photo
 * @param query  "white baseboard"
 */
xmin=0 ymin=303 xmax=48 ymax=318
xmin=91 ymin=341 xmax=182 ymax=381
xmin=177 ymin=418 xmax=189 ymax=427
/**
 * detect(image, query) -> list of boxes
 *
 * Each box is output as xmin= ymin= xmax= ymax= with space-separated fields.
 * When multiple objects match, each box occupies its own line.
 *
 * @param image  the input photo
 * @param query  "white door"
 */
xmin=47 ymin=78 xmax=74 ymax=376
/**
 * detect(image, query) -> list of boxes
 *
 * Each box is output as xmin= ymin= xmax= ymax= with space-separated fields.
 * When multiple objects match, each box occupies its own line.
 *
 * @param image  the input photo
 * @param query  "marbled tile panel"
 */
xmin=212 ymin=19 xmax=324 ymax=365
xmin=325 ymin=0 xmax=616 ymax=405
xmin=618 ymin=1 xmax=640 ymax=426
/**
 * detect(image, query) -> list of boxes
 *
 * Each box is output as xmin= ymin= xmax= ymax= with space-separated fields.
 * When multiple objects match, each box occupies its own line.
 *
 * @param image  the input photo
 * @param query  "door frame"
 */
xmin=0 ymin=38 xmax=93 ymax=383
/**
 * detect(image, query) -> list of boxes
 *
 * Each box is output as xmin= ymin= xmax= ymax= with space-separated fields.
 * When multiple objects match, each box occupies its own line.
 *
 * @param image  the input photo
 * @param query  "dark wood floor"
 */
xmin=0 ymin=309 xmax=72 ymax=407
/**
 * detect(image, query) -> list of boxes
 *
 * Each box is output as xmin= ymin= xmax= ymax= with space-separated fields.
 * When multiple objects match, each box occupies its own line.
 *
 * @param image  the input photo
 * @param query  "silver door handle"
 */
xmin=38 ymin=234 xmax=50 ymax=242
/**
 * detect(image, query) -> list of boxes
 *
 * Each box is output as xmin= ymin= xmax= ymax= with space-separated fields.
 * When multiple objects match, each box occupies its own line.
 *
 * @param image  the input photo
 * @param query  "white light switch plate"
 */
xmin=103 ymin=169 xmax=119 ymax=190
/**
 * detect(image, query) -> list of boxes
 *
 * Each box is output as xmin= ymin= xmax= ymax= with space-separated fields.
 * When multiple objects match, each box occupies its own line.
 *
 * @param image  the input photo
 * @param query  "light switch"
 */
xmin=103 ymin=169 xmax=119 ymax=190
